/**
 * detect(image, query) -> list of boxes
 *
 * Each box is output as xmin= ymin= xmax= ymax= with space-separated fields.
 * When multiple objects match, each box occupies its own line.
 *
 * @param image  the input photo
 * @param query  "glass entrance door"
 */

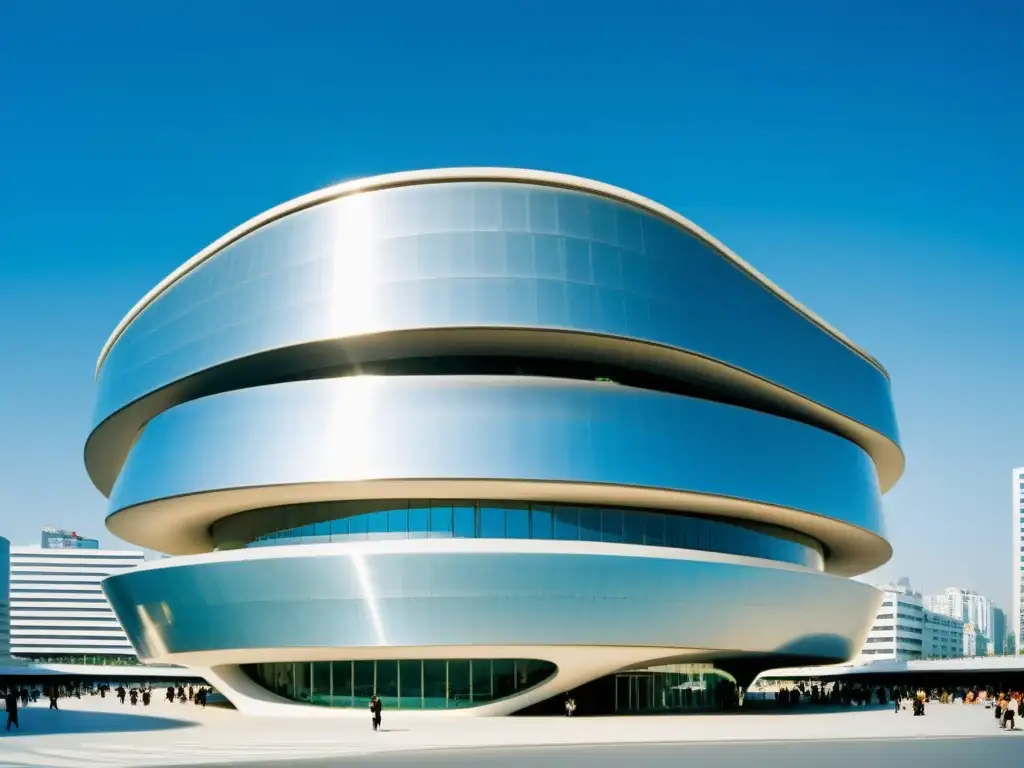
xmin=615 ymin=673 xmax=654 ymax=712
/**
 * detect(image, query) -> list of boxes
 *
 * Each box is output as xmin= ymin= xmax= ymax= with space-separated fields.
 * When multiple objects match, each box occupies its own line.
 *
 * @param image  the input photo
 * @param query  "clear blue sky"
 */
xmin=1 ymin=1 xmax=1021 ymax=607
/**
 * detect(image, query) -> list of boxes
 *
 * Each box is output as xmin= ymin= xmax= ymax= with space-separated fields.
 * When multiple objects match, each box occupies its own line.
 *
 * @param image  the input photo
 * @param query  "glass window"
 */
xmin=399 ymin=660 xmax=422 ymax=709
xmin=387 ymin=508 xmax=409 ymax=536
xmin=623 ymin=512 xmax=645 ymax=545
xmin=331 ymin=661 xmax=352 ymax=707
xmin=591 ymin=203 xmax=618 ymax=245
xmin=430 ymin=504 xmax=453 ymax=538
xmin=479 ymin=507 xmax=505 ymax=538
xmin=528 ymin=190 xmax=558 ymax=234
xmin=505 ymin=505 xmax=530 ymax=539
xmin=348 ymin=514 xmax=369 ymax=539
xmin=531 ymin=506 xmax=553 ymax=539
xmin=367 ymin=512 xmax=388 ymax=534
xmin=295 ymin=662 xmax=311 ymax=703
xmin=645 ymin=514 xmax=665 ymax=547
xmin=448 ymin=660 xmax=471 ymax=709
xmin=246 ymin=500 xmax=821 ymax=569
xmin=505 ymin=233 xmax=535 ymax=276
xmin=665 ymin=516 xmax=685 ymax=548
xmin=376 ymin=660 xmax=399 ymax=708
xmin=473 ymin=187 xmax=502 ymax=230
xmin=408 ymin=506 xmax=429 ymax=537
xmin=501 ymin=188 xmax=529 ymax=231
xmin=311 ymin=661 xmax=331 ymax=706
xmin=578 ymin=507 xmax=602 ymax=542
xmin=330 ymin=517 xmax=350 ymax=539
xmin=706 ymin=520 xmax=724 ymax=552
xmin=300 ymin=524 xmax=315 ymax=539
xmin=689 ymin=517 xmax=709 ymax=550
xmin=492 ymin=659 xmax=516 ymax=699
xmin=423 ymin=660 xmax=447 ymax=710
xmin=354 ymin=661 xmax=374 ymax=708
xmin=554 ymin=507 xmax=579 ymax=540
xmin=472 ymin=659 xmax=493 ymax=703
xmin=453 ymin=505 xmax=475 ymax=538
xmin=602 ymin=509 xmax=623 ymax=543
xmin=556 ymin=192 xmax=591 ymax=239
xmin=518 ymin=659 xmax=553 ymax=689
xmin=279 ymin=663 xmax=295 ymax=698
xmin=564 ymin=237 xmax=592 ymax=283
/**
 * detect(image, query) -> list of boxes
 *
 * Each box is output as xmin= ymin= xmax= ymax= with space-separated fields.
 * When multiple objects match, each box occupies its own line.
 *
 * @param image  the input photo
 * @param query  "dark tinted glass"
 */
xmin=248 ymin=500 xmax=824 ymax=569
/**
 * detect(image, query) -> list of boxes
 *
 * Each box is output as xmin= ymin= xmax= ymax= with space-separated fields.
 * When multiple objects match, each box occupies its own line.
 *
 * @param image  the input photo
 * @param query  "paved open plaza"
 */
xmin=1 ymin=697 xmax=1021 ymax=767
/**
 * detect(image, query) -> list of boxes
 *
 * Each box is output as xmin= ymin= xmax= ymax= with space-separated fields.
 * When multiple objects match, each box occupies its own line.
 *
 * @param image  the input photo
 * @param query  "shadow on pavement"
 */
xmin=0 ymin=708 xmax=196 ymax=738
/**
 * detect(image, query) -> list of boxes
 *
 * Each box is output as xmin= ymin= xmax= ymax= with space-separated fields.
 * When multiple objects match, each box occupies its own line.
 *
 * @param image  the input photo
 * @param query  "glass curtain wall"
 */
xmin=244 ymin=659 xmax=555 ymax=710
xmin=249 ymin=500 xmax=823 ymax=569
xmin=614 ymin=665 xmax=732 ymax=713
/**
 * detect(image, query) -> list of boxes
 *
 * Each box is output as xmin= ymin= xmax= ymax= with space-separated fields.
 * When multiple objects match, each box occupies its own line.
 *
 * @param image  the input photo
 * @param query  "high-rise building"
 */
xmin=40 ymin=528 xmax=99 ymax=550
xmin=0 ymin=537 xmax=9 ymax=659
xmin=1015 ymin=467 xmax=1024 ymax=652
xmin=992 ymin=606 xmax=1007 ymax=654
xmin=9 ymin=543 xmax=144 ymax=662
xmin=925 ymin=587 xmax=998 ymax=649
xmin=923 ymin=611 xmax=967 ymax=659
xmin=963 ymin=624 xmax=988 ymax=657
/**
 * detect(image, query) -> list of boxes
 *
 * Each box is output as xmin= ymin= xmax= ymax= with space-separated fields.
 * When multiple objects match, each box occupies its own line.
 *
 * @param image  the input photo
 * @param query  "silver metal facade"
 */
xmin=89 ymin=169 xmax=903 ymax=715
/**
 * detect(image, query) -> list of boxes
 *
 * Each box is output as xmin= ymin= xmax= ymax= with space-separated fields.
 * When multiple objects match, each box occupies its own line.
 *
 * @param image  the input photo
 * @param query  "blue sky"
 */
xmin=1 ymin=1 xmax=1021 ymax=608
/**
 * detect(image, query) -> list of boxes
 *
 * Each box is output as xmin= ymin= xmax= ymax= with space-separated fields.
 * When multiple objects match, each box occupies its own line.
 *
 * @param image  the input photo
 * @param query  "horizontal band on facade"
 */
xmin=102 ymin=376 xmax=886 ymax=574
xmin=215 ymin=498 xmax=826 ymax=571
xmin=88 ymin=178 xmax=902 ymax=497
xmin=96 ymin=168 xmax=886 ymax=378
xmin=99 ymin=542 xmax=881 ymax=671
xmin=87 ymin=329 xmax=903 ymax=498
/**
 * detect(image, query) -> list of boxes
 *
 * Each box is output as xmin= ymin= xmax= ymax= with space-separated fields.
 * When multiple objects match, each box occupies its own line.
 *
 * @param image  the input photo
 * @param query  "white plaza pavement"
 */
xmin=0 ymin=697 xmax=1019 ymax=767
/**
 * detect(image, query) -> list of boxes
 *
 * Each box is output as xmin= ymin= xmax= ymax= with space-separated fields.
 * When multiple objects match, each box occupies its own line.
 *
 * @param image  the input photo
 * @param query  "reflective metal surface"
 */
xmin=88 ymin=179 xmax=901 ymax=495
xmin=88 ymin=169 xmax=903 ymax=715
xmin=106 ymin=376 xmax=884 ymax=571
xmin=101 ymin=541 xmax=880 ymax=665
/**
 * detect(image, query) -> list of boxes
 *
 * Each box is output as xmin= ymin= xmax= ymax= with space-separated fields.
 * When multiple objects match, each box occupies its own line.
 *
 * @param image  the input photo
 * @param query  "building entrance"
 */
xmin=615 ymin=673 xmax=654 ymax=712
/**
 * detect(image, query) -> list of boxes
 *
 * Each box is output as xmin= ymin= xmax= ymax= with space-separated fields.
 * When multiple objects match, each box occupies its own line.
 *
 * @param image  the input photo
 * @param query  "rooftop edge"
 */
xmin=95 ymin=167 xmax=889 ymax=380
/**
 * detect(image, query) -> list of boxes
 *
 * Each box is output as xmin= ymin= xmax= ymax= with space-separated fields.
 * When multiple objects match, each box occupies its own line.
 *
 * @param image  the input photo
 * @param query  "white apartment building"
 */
xmin=9 ymin=546 xmax=144 ymax=662
xmin=859 ymin=578 xmax=971 ymax=661
xmin=1014 ymin=467 xmax=1024 ymax=652
xmin=858 ymin=579 xmax=927 ymax=660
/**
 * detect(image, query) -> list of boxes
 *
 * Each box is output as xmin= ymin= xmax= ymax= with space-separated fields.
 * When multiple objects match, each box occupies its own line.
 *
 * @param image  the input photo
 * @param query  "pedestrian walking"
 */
xmin=369 ymin=694 xmax=382 ymax=731
xmin=1003 ymin=692 xmax=1018 ymax=730
xmin=5 ymin=689 xmax=19 ymax=731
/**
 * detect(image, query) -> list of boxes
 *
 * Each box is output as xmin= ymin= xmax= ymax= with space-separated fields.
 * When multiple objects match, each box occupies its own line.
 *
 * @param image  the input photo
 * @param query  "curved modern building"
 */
xmin=89 ymin=168 xmax=903 ymax=716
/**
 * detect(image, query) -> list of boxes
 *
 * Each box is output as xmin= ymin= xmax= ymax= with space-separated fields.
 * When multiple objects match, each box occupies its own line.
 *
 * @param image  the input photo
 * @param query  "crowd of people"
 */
xmin=766 ymin=679 xmax=1024 ymax=726
xmin=1 ymin=680 xmax=214 ymax=731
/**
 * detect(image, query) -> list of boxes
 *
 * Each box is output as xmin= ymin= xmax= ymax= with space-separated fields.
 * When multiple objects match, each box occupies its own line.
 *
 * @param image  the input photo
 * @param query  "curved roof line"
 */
xmin=96 ymin=167 xmax=888 ymax=378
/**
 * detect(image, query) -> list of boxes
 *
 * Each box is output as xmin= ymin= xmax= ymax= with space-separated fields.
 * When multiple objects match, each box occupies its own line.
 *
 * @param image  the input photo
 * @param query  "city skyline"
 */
xmin=1 ymin=1 xmax=1022 ymax=611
